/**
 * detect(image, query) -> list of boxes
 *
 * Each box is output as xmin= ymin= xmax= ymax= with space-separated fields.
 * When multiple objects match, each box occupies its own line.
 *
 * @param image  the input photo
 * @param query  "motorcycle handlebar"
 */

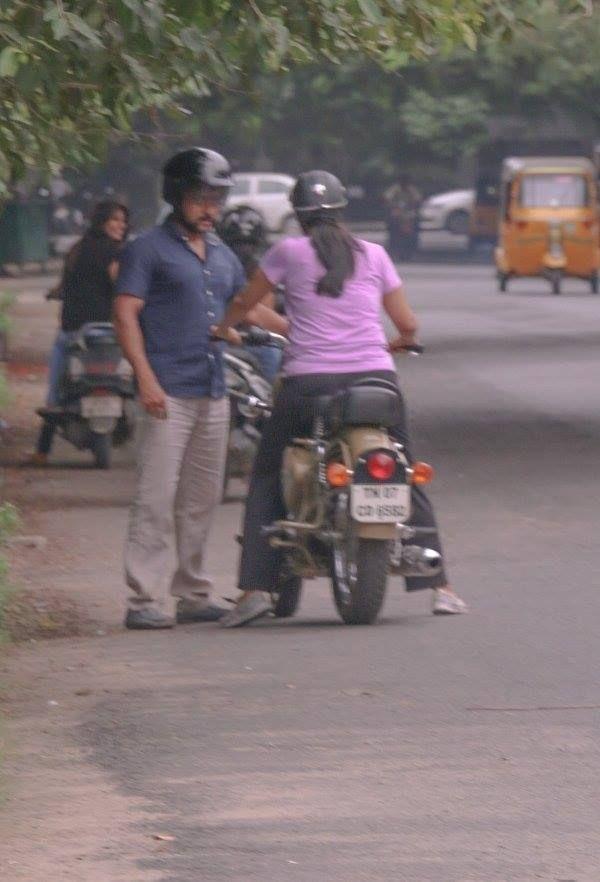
xmin=398 ymin=343 xmax=424 ymax=355
xmin=210 ymin=327 xmax=288 ymax=348
xmin=212 ymin=329 xmax=422 ymax=354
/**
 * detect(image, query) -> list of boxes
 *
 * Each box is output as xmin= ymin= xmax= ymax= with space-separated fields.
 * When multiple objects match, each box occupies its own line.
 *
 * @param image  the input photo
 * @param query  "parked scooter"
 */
xmin=227 ymin=329 xmax=442 ymax=624
xmin=37 ymin=322 xmax=136 ymax=469
xmin=222 ymin=336 xmax=273 ymax=497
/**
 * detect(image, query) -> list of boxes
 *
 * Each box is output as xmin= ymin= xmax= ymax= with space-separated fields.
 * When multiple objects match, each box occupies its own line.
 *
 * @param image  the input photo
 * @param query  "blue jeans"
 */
xmin=46 ymin=330 xmax=73 ymax=406
xmin=244 ymin=344 xmax=282 ymax=383
xmin=37 ymin=330 xmax=73 ymax=455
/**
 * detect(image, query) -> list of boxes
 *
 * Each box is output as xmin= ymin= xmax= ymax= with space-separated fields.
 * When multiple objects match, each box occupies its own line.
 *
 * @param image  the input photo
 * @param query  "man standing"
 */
xmin=114 ymin=148 xmax=244 ymax=629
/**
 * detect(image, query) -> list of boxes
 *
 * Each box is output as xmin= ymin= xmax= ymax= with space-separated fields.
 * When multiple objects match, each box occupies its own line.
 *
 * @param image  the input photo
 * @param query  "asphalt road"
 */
xmin=2 ymin=263 xmax=600 ymax=881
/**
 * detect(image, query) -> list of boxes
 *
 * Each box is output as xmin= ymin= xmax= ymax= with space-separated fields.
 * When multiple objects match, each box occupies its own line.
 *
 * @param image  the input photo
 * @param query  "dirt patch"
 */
xmin=2 ymin=585 xmax=90 ymax=640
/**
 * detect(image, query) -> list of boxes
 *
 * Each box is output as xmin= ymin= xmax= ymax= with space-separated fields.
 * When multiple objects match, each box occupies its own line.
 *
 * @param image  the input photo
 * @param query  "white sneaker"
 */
xmin=220 ymin=592 xmax=272 ymax=628
xmin=432 ymin=588 xmax=468 ymax=615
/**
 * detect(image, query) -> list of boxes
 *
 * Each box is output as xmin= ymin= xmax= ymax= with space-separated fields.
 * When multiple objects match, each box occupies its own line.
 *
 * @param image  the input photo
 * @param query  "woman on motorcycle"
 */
xmin=26 ymin=200 xmax=129 ymax=465
xmin=212 ymin=170 xmax=466 ymax=626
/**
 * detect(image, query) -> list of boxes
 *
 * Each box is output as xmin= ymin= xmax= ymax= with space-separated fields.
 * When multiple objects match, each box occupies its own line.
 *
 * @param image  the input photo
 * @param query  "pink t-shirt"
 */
xmin=260 ymin=236 xmax=401 ymax=376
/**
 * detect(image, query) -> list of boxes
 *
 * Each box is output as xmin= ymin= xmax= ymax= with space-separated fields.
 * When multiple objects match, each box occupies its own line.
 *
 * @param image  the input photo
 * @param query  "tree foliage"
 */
xmin=0 ymin=0 xmax=570 ymax=190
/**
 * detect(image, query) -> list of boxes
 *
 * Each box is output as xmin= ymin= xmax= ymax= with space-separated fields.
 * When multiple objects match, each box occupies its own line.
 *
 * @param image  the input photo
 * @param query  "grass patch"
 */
xmin=0 ymin=504 xmax=20 ymax=645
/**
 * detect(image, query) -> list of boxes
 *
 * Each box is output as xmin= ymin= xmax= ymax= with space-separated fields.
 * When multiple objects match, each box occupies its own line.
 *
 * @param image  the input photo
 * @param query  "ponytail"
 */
xmin=303 ymin=212 xmax=361 ymax=298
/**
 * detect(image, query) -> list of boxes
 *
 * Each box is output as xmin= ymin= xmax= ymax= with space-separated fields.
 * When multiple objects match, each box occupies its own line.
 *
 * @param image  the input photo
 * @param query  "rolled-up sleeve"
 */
xmin=116 ymin=238 xmax=154 ymax=302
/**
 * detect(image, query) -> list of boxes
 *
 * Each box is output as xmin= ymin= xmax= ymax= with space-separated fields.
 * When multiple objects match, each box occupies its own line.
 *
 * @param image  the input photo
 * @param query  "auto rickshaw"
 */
xmin=468 ymin=173 xmax=500 ymax=249
xmin=495 ymin=157 xmax=600 ymax=295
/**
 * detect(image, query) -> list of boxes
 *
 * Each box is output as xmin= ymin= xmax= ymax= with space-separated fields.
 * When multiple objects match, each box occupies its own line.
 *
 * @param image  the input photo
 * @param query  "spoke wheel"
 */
xmin=330 ymin=492 xmax=390 ymax=625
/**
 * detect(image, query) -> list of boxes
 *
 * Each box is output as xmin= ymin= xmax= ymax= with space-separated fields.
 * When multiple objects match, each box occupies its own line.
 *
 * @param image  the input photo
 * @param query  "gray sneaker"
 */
xmin=176 ymin=600 xmax=227 ymax=623
xmin=125 ymin=608 xmax=175 ymax=630
xmin=220 ymin=593 xmax=272 ymax=628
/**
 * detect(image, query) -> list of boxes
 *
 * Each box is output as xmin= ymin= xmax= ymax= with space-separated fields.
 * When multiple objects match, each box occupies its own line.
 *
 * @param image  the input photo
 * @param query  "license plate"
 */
xmin=81 ymin=395 xmax=122 ymax=418
xmin=351 ymin=483 xmax=411 ymax=523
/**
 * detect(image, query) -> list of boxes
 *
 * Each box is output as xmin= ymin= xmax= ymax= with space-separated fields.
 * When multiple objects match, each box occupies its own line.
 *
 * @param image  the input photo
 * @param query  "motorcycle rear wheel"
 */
xmin=332 ymin=537 xmax=390 ymax=625
xmin=90 ymin=432 xmax=112 ymax=469
xmin=273 ymin=572 xmax=303 ymax=618
xmin=330 ymin=494 xmax=390 ymax=625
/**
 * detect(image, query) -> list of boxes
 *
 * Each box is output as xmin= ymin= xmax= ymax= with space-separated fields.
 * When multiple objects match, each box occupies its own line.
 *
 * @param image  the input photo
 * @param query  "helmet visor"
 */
xmin=184 ymin=185 xmax=230 ymax=207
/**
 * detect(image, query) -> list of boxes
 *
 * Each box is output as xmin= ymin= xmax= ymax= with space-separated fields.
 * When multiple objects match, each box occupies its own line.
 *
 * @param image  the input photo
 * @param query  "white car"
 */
xmin=228 ymin=173 xmax=297 ymax=234
xmin=419 ymin=188 xmax=474 ymax=236
xmin=156 ymin=172 xmax=298 ymax=234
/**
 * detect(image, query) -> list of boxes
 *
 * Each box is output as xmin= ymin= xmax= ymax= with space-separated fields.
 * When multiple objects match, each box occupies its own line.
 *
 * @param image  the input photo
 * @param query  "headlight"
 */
xmin=68 ymin=356 xmax=84 ymax=379
xmin=116 ymin=357 xmax=134 ymax=380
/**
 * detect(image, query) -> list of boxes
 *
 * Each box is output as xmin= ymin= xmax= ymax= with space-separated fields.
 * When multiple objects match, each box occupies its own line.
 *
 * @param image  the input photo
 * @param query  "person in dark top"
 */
xmin=27 ymin=200 xmax=129 ymax=464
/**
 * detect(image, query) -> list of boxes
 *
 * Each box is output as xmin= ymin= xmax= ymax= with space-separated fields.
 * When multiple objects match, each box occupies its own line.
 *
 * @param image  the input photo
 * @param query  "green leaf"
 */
xmin=65 ymin=13 xmax=104 ymax=47
xmin=0 ymin=47 xmax=23 ymax=78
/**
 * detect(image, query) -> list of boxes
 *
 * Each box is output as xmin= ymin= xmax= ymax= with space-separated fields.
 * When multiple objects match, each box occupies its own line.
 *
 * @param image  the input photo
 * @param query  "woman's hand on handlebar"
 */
xmin=389 ymin=331 xmax=421 ymax=354
xmin=210 ymin=324 xmax=243 ymax=346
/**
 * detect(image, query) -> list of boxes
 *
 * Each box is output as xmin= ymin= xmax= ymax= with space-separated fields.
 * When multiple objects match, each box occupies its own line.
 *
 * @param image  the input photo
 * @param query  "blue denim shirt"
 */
xmin=116 ymin=220 xmax=245 ymax=398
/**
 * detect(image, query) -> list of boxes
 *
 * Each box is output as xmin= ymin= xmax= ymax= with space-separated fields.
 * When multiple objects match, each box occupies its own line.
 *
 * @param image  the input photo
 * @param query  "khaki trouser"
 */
xmin=125 ymin=395 xmax=230 ymax=615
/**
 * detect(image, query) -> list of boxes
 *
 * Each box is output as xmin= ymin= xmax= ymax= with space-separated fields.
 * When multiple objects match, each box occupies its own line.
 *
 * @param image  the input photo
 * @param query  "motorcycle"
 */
xmin=222 ymin=334 xmax=274 ymax=497
xmin=37 ymin=322 xmax=136 ymax=469
xmin=227 ymin=329 xmax=443 ymax=624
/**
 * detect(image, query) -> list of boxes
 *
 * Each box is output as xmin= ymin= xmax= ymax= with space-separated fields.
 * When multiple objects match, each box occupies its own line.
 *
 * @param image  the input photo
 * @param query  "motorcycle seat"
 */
xmin=329 ymin=383 xmax=402 ymax=430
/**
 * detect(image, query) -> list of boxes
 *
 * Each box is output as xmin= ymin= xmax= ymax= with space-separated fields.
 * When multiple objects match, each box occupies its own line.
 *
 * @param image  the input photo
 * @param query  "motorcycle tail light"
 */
xmin=410 ymin=461 xmax=434 ymax=485
xmin=366 ymin=451 xmax=396 ymax=481
xmin=326 ymin=462 xmax=351 ymax=487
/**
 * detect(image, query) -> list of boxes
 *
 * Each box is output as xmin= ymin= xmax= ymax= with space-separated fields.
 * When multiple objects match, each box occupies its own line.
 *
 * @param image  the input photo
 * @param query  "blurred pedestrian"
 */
xmin=384 ymin=174 xmax=421 ymax=261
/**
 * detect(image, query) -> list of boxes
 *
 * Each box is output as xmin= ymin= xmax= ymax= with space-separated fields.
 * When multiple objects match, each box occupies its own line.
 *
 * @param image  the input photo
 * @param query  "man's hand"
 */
xmin=138 ymin=375 xmax=168 ymax=419
xmin=210 ymin=324 xmax=242 ymax=346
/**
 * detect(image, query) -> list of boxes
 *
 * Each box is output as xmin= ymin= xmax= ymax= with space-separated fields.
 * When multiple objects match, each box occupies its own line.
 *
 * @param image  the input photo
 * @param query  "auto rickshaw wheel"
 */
xmin=590 ymin=273 xmax=599 ymax=295
xmin=549 ymin=269 xmax=562 ymax=296
xmin=498 ymin=272 xmax=508 ymax=293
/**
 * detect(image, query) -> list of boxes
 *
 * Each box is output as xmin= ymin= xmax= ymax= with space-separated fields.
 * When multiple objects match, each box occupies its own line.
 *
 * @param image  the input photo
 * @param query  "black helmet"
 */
xmin=291 ymin=170 xmax=348 ymax=214
xmin=162 ymin=147 xmax=233 ymax=205
xmin=218 ymin=207 xmax=266 ymax=247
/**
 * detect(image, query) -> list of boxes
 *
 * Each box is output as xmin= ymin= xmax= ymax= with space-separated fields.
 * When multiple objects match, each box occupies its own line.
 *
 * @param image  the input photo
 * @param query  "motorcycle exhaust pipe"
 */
xmin=390 ymin=544 xmax=443 ymax=577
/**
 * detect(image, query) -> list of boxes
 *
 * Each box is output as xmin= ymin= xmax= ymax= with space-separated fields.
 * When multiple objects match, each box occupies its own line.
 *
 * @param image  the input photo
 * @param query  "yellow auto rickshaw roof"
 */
xmin=501 ymin=156 xmax=595 ymax=181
